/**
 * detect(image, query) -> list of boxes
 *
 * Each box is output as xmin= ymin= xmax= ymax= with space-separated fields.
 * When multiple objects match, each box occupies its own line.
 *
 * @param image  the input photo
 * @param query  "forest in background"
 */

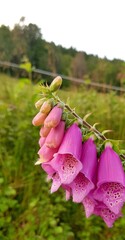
xmin=0 ymin=18 xmax=125 ymax=87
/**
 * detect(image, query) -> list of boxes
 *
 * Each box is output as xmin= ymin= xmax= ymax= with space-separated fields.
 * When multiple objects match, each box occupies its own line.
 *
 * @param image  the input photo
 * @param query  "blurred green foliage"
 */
xmin=0 ymin=74 xmax=125 ymax=240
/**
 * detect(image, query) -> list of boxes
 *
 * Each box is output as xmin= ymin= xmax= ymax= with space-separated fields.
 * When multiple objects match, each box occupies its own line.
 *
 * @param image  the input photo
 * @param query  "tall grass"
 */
xmin=0 ymin=74 xmax=125 ymax=240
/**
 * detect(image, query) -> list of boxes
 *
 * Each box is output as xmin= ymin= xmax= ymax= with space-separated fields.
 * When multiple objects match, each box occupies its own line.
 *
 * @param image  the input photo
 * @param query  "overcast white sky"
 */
xmin=0 ymin=0 xmax=125 ymax=60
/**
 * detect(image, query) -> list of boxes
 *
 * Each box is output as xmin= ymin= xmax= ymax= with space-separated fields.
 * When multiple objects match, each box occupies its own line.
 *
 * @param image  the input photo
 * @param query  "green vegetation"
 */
xmin=0 ymin=74 xmax=125 ymax=240
xmin=0 ymin=19 xmax=125 ymax=87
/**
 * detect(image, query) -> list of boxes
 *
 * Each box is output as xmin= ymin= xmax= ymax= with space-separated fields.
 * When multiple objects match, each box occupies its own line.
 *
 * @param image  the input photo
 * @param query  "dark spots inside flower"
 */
xmin=71 ymin=173 xmax=94 ymax=203
xmin=111 ymin=214 xmax=115 ymax=219
xmin=73 ymin=173 xmax=89 ymax=191
xmin=58 ymin=153 xmax=82 ymax=184
xmin=100 ymin=182 xmax=125 ymax=214
xmin=61 ymin=154 xmax=78 ymax=177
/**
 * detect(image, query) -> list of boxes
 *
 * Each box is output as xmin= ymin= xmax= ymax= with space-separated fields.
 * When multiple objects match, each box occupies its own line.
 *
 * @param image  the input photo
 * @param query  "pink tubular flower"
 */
xmin=39 ymin=137 xmax=46 ymax=147
xmin=32 ymin=112 xmax=47 ymax=126
xmin=45 ymin=121 xmax=65 ymax=148
xmin=44 ymin=105 xmax=63 ymax=128
xmin=40 ymin=126 xmax=51 ymax=137
xmin=93 ymin=202 xmax=122 ymax=228
xmin=94 ymin=143 xmax=125 ymax=215
xmin=36 ymin=145 xmax=58 ymax=164
xmin=69 ymin=138 xmax=98 ymax=203
xmin=49 ymin=123 xmax=83 ymax=184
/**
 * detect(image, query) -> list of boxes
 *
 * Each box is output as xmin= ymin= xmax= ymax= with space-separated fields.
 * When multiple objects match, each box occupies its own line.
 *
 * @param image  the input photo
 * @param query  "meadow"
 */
xmin=1 ymin=73 xmax=125 ymax=240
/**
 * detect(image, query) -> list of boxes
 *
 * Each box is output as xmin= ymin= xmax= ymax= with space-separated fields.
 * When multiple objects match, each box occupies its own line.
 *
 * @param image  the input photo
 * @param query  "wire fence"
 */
xmin=0 ymin=60 xmax=125 ymax=93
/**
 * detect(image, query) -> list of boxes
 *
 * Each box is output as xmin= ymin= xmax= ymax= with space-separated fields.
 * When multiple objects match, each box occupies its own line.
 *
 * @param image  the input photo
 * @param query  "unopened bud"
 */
xmin=40 ymin=100 xmax=52 ymax=114
xmin=35 ymin=98 xmax=46 ymax=109
xmin=32 ymin=112 xmax=47 ymax=126
xmin=50 ymin=76 xmax=62 ymax=92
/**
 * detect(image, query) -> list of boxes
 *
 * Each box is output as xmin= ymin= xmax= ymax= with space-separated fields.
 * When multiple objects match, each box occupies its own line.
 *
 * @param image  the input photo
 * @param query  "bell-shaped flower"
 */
xmin=93 ymin=202 xmax=122 ymax=228
xmin=44 ymin=105 xmax=63 ymax=128
xmin=94 ymin=143 xmax=125 ymax=214
xmin=45 ymin=121 xmax=65 ymax=148
xmin=32 ymin=112 xmax=47 ymax=126
xmin=40 ymin=126 xmax=51 ymax=137
xmin=35 ymin=145 xmax=58 ymax=165
xmin=49 ymin=123 xmax=83 ymax=184
xmin=69 ymin=138 xmax=98 ymax=203
xmin=39 ymin=137 xmax=46 ymax=147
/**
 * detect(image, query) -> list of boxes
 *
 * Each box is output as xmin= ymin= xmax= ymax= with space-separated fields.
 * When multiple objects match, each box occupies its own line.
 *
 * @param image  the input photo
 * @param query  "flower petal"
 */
xmin=97 ymin=146 xmax=125 ymax=187
xmin=39 ymin=137 xmax=46 ymax=147
xmin=94 ymin=203 xmax=122 ymax=228
xmin=94 ymin=182 xmax=125 ymax=214
xmin=45 ymin=121 xmax=65 ymax=148
xmin=51 ymin=154 xmax=82 ymax=184
xmin=82 ymin=193 xmax=97 ymax=218
xmin=54 ymin=123 xmax=82 ymax=161
xmin=70 ymin=173 xmax=94 ymax=203
xmin=51 ymin=173 xmax=61 ymax=193
xmin=81 ymin=138 xmax=98 ymax=185
xmin=38 ymin=145 xmax=58 ymax=163
xmin=44 ymin=105 xmax=63 ymax=128
xmin=62 ymin=185 xmax=71 ymax=201
xmin=32 ymin=112 xmax=47 ymax=126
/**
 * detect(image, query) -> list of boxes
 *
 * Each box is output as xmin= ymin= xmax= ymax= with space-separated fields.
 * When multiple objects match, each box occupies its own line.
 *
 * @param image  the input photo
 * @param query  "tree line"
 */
xmin=0 ymin=18 xmax=125 ymax=87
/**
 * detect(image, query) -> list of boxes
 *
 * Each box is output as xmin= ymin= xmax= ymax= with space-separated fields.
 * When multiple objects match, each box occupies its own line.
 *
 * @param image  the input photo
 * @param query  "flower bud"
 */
xmin=39 ymin=137 xmax=46 ymax=147
xmin=32 ymin=112 xmax=47 ymax=126
xmin=40 ymin=100 xmax=52 ymax=114
xmin=44 ymin=105 xmax=63 ymax=128
xmin=50 ymin=76 xmax=62 ymax=92
xmin=40 ymin=126 xmax=51 ymax=137
xmin=45 ymin=121 xmax=65 ymax=148
xmin=35 ymin=98 xmax=46 ymax=109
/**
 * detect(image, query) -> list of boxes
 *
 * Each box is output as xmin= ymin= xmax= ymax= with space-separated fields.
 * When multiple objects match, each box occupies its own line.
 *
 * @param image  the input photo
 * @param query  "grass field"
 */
xmin=0 ymin=74 xmax=125 ymax=240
